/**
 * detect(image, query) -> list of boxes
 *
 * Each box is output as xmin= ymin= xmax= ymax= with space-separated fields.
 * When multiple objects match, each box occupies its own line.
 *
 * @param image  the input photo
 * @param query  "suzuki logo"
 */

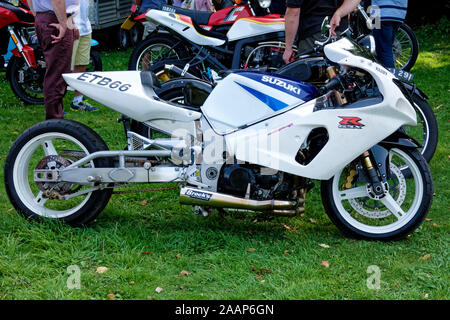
xmin=261 ymin=76 xmax=301 ymax=95
xmin=338 ymin=116 xmax=365 ymax=129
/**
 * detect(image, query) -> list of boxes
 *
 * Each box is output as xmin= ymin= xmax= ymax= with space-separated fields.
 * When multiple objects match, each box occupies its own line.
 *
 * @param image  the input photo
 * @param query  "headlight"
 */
xmin=258 ymin=0 xmax=272 ymax=9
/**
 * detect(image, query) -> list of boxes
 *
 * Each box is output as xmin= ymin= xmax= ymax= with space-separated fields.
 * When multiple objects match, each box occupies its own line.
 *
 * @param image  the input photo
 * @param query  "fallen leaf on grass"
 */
xmin=176 ymin=253 xmax=181 ymax=259
xmin=247 ymin=230 xmax=253 ymax=235
xmin=284 ymin=250 xmax=291 ymax=254
xmin=420 ymin=254 xmax=431 ymax=260
xmin=309 ymin=218 xmax=317 ymax=224
xmin=179 ymin=270 xmax=189 ymax=277
xmin=319 ymin=243 xmax=330 ymax=248
xmin=424 ymin=293 xmax=429 ymax=299
xmin=251 ymin=266 xmax=271 ymax=278
xmin=246 ymin=248 xmax=256 ymax=252
xmin=261 ymin=280 xmax=266 ymax=284
xmin=434 ymin=105 xmax=442 ymax=110
xmin=321 ymin=261 xmax=330 ymax=268
xmin=129 ymin=281 xmax=135 ymax=285
xmin=141 ymin=251 xmax=152 ymax=255
xmin=155 ymin=287 xmax=163 ymax=293
xmin=140 ymin=200 xmax=147 ymax=206
xmin=106 ymin=293 xmax=115 ymax=300
xmin=147 ymin=296 xmax=156 ymax=300
xmin=425 ymin=218 xmax=432 ymax=221
xmin=283 ymin=224 xmax=298 ymax=232
xmin=96 ymin=266 xmax=108 ymax=274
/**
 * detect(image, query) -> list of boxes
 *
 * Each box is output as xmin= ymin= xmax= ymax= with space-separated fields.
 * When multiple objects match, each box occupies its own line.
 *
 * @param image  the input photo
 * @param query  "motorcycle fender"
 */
xmin=14 ymin=45 xmax=36 ymax=68
xmin=11 ymin=48 xmax=20 ymax=57
xmin=402 ymin=81 xmax=429 ymax=102
xmin=379 ymin=129 xmax=421 ymax=150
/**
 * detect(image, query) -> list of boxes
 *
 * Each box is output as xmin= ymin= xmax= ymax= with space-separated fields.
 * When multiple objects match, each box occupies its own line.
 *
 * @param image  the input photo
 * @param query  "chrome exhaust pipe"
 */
xmin=179 ymin=187 xmax=297 ymax=211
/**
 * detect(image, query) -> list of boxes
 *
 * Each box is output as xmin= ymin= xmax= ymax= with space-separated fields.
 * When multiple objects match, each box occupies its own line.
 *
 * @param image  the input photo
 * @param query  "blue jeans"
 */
xmin=372 ymin=21 xmax=401 ymax=69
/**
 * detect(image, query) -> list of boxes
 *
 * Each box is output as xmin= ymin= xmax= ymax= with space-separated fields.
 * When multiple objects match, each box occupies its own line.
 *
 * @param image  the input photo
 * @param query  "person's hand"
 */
xmin=330 ymin=11 xmax=341 ymax=38
xmin=283 ymin=46 xmax=294 ymax=64
xmin=74 ymin=27 xmax=80 ymax=40
xmin=49 ymin=23 xmax=67 ymax=44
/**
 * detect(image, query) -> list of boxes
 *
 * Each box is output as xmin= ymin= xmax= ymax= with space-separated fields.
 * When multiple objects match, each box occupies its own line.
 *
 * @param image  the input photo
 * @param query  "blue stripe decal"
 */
xmin=234 ymin=81 xmax=289 ymax=111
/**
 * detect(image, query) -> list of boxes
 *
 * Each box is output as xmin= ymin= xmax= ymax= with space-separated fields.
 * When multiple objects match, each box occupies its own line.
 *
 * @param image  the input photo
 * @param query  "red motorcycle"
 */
xmin=122 ymin=0 xmax=283 ymax=71
xmin=0 ymin=0 xmax=102 ymax=105
xmin=0 ymin=0 xmax=46 ymax=104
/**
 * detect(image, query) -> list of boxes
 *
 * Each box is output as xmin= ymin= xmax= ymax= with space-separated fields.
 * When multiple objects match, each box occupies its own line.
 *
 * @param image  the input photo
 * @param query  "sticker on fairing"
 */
xmin=185 ymin=189 xmax=213 ymax=201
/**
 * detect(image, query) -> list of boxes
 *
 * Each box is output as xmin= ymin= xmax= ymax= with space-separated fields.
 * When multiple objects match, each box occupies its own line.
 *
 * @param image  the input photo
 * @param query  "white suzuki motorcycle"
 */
xmin=4 ymin=30 xmax=433 ymax=241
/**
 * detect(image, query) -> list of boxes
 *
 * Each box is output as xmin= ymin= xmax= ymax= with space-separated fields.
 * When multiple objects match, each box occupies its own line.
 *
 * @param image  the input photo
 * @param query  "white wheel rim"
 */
xmin=12 ymin=132 xmax=93 ymax=219
xmin=331 ymin=148 xmax=424 ymax=234
xmin=136 ymin=44 xmax=179 ymax=71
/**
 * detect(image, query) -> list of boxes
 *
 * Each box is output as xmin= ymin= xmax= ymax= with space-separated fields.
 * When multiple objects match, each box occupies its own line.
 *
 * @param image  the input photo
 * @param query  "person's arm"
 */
xmin=282 ymin=7 xmax=300 ymax=64
xmin=330 ymin=0 xmax=361 ymax=37
xmin=50 ymin=0 xmax=68 ymax=43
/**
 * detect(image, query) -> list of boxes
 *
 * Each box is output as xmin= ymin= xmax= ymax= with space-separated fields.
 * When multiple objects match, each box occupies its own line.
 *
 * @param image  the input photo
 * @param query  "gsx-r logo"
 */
xmin=261 ymin=76 xmax=301 ymax=95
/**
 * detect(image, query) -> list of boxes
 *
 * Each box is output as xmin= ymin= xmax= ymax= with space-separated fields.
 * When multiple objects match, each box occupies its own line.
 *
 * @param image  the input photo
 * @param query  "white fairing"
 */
xmin=227 ymin=18 xmax=285 ymax=42
xmin=62 ymin=71 xmax=201 ymax=136
xmin=202 ymin=72 xmax=314 ymax=134
xmin=220 ymin=38 xmax=417 ymax=180
xmin=146 ymin=10 xmax=225 ymax=46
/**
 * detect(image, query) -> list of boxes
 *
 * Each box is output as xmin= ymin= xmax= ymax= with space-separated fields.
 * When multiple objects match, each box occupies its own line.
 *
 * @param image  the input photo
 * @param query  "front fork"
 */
xmin=361 ymin=147 xmax=390 ymax=198
xmin=8 ymin=26 xmax=37 ymax=68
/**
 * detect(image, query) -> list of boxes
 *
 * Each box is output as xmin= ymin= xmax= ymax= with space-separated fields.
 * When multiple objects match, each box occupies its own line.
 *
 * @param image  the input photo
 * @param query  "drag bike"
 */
xmin=0 ymin=0 xmax=102 ymax=105
xmin=4 ymin=21 xmax=433 ymax=240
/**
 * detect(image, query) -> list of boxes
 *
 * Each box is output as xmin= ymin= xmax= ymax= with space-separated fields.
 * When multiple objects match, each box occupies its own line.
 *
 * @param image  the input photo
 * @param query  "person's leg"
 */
xmin=71 ymin=33 xmax=98 ymax=111
xmin=298 ymin=32 xmax=324 ymax=54
xmin=35 ymin=13 xmax=74 ymax=119
xmin=373 ymin=21 xmax=396 ymax=69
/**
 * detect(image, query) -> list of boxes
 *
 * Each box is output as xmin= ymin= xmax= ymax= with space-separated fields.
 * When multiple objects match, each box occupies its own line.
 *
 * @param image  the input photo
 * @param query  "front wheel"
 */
xmin=4 ymin=119 xmax=113 ymax=226
xmin=321 ymin=147 xmax=433 ymax=240
xmin=7 ymin=55 xmax=45 ymax=105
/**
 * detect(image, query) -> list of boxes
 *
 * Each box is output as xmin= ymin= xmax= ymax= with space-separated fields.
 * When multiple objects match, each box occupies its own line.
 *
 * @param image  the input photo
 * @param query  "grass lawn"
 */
xmin=0 ymin=27 xmax=448 ymax=300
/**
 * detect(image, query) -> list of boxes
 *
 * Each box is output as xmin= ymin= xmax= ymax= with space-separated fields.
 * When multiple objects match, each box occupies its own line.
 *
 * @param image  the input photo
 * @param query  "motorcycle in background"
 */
xmin=0 ymin=0 xmax=102 ymax=105
xmin=123 ymin=0 xmax=284 ymax=76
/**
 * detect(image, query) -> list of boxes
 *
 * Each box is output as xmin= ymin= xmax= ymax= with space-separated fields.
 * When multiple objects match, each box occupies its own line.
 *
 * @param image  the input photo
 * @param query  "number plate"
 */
xmin=389 ymin=68 xmax=414 ymax=82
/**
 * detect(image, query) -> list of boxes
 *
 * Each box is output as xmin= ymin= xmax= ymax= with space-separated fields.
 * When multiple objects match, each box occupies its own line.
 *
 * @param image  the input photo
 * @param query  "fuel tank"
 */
xmin=201 ymin=71 xmax=318 ymax=134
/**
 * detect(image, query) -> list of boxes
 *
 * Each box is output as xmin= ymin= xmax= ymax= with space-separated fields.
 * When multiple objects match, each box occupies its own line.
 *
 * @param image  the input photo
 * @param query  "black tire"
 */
xmin=321 ymin=147 xmax=433 ymax=241
xmin=88 ymin=49 xmax=103 ymax=72
xmin=7 ymin=55 xmax=45 ymax=105
xmin=394 ymin=24 xmax=419 ymax=71
xmin=117 ymin=27 xmax=129 ymax=50
xmin=4 ymin=119 xmax=113 ymax=227
xmin=128 ymin=35 xmax=189 ymax=71
xmin=405 ymin=93 xmax=438 ymax=164
xmin=128 ymin=24 xmax=144 ymax=47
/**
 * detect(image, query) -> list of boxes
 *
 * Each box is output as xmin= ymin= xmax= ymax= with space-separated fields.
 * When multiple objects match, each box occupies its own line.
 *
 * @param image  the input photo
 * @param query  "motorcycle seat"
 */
xmin=0 ymin=1 xmax=34 ymax=24
xmin=160 ymin=5 xmax=212 ymax=26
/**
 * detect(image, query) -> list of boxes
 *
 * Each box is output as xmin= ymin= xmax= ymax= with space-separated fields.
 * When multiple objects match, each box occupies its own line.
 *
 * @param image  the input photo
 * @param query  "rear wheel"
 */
xmin=393 ymin=24 xmax=418 ymax=71
xmin=128 ymin=35 xmax=188 ymax=71
xmin=321 ymin=147 xmax=433 ymax=240
xmin=403 ymin=93 xmax=438 ymax=164
xmin=4 ymin=119 xmax=113 ymax=226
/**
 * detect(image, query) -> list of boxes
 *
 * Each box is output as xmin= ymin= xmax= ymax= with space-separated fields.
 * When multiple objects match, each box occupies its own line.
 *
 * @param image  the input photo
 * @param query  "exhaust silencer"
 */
xmin=179 ymin=187 xmax=297 ymax=211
